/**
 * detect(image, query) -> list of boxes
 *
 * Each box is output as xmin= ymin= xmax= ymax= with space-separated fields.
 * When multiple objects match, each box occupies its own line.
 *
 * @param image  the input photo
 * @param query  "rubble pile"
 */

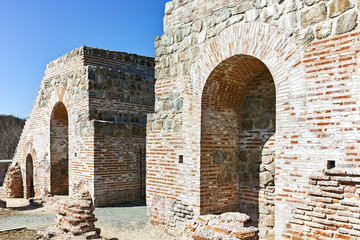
xmin=43 ymin=189 xmax=101 ymax=239
xmin=2 ymin=162 xmax=23 ymax=198
xmin=182 ymin=212 xmax=258 ymax=240
xmin=56 ymin=190 xmax=99 ymax=236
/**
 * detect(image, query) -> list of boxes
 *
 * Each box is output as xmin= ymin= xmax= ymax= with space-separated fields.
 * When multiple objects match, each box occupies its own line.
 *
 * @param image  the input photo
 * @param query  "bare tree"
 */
xmin=0 ymin=115 xmax=25 ymax=159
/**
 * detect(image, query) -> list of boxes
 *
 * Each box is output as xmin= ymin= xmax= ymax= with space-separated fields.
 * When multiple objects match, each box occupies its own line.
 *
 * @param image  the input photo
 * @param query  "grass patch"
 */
xmin=0 ymin=228 xmax=41 ymax=240
xmin=0 ymin=209 xmax=21 ymax=218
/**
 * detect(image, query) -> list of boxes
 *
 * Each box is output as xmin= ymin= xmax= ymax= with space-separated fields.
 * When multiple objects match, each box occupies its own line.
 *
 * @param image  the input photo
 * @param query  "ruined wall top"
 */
xmin=45 ymin=46 xmax=154 ymax=79
xmin=162 ymin=0 xmax=360 ymax=45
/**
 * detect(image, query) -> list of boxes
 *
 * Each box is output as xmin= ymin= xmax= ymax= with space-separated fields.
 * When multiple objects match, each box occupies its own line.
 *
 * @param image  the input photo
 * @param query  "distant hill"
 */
xmin=0 ymin=115 xmax=25 ymax=159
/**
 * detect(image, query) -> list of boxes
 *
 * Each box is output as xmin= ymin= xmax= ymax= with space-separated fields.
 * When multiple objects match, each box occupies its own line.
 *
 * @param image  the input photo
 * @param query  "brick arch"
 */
xmin=49 ymin=100 xmax=69 ymax=195
xmin=45 ymin=86 xmax=72 ymax=121
xmin=189 ymin=21 xmax=306 ymax=113
xmin=22 ymin=141 xmax=37 ymax=198
xmin=184 ymin=21 xmax=307 ymax=236
xmin=22 ymin=141 xmax=37 ymax=165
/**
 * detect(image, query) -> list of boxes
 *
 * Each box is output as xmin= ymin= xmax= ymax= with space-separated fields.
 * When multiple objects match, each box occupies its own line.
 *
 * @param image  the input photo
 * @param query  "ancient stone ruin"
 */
xmin=4 ymin=0 xmax=360 ymax=239
xmin=3 ymin=46 xmax=154 ymax=206
xmin=146 ymin=0 xmax=360 ymax=239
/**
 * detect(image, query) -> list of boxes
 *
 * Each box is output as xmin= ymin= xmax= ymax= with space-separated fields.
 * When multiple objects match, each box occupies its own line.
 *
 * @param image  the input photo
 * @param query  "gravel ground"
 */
xmin=95 ymin=204 xmax=175 ymax=240
xmin=0 ymin=212 xmax=56 ymax=231
xmin=0 ymin=199 xmax=175 ymax=240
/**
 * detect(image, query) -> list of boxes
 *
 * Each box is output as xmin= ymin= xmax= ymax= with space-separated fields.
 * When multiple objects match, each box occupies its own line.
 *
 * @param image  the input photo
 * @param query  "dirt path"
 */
xmin=0 ymin=198 xmax=175 ymax=240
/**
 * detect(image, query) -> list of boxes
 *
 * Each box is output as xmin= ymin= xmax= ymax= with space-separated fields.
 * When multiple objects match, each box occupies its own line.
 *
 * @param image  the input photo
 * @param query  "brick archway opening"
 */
xmin=25 ymin=153 xmax=35 ymax=198
xmin=50 ymin=101 xmax=69 ymax=195
xmin=200 ymin=54 xmax=276 ymax=233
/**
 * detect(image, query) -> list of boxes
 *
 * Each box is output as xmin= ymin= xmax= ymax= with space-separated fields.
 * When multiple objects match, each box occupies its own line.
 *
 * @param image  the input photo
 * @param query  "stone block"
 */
xmin=336 ymin=11 xmax=358 ymax=34
xmin=329 ymin=0 xmax=353 ymax=18
xmin=245 ymin=9 xmax=259 ymax=22
xmin=301 ymin=3 xmax=327 ymax=27
xmin=260 ymin=172 xmax=273 ymax=185
xmin=315 ymin=22 xmax=332 ymax=39
xmin=235 ymin=1 xmax=253 ymax=14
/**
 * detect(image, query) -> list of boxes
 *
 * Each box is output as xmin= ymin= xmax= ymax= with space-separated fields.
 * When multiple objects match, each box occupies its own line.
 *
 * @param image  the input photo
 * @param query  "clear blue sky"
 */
xmin=0 ymin=0 xmax=169 ymax=119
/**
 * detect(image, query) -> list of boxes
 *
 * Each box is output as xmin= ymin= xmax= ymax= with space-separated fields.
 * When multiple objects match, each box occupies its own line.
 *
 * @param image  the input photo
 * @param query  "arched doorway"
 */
xmin=50 ymin=101 xmax=69 ymax=195
xmin=200 ymin=55 xmax=276 ymax=234
xmin=25 ymin=154 xmax=35 ymax=198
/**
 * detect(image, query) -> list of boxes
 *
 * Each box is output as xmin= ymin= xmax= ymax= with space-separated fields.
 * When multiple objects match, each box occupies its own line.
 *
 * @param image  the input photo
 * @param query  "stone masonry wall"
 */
xmin=11 ymin=47 xmax=91 ymax=199
xmin=147 ymin=0 xmax=360 ymax=238
xmin=7 ymin=46 xmax=154 ymax=207
xmin=87 ymin=49 xmax=154 ymax=206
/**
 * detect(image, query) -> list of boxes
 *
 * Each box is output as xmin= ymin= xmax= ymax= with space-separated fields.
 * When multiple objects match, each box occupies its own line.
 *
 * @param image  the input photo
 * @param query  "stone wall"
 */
xmin=6 ymin=46 xmax=154 ymax=206
xmin=147 ymin=0 xmax=360 ymax=238
xmin=87 ymin=50 xmax=154 ymax=206
xmin=0 ymin=160 xmax=11 ymax=186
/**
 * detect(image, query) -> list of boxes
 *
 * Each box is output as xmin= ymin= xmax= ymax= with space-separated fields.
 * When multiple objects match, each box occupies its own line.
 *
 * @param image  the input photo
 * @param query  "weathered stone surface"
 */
xmin=301 ymin=3 xmax=327 ymax=27
xmin=329 ymin=0 xmax=353 ymax=18
xmin=192 ymin=19 xmax=202 ymax=32
xmin=165 ymin=1 xmax=174 ymax=15
xmin=214 ymin=150 xmax=225 ymax=164
xmin=260 ymin=172 xmax=273 ymax=185
xmin=254 ymin=0 xmax=267 ymax=9
xmin=297 ymin=27 xmax=315 ymax=43
xmin=316 ymin=22 xmax=332 ymax=39
xmin=221 ymin=8 xmax=232 ymax=21
xmin=304 ymin=0 xmax=315 ymax=6
xmin=161 ymin=33 xmax=173 ymax=46
xmin=245 ymin=9 xmax=259 ymax=22
xmin=284 ymin=0 xmax=297 ymax=12
xmin=336 ymin=11 xmax=358 ymax=34
xmin=235 ymin=1 xmax=253 ymax=14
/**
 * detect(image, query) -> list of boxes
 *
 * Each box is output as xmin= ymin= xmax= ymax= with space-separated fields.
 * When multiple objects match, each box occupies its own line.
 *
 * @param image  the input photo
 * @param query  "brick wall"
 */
xmin=50 ymin=102 xmax=69 ymax=195
xmin=87 ymin=55 xmax=154 ymax=206
xmin=284 ymin=168 xmax=360 ymax=239
xmin=5 ymin=46 xmax=154 ymax=207
xmin=24 ymin=154 xmax=34 ymax=198
xmin=147 ymin=0 xmax=360 ymax=238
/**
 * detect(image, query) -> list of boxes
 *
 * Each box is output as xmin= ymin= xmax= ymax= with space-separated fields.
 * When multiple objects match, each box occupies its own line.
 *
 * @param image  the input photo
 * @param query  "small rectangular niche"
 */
xmin=327 ymin=160 xmax=336 ymax=169
xmin=179 ymin=155 xmax=184 ymax=164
